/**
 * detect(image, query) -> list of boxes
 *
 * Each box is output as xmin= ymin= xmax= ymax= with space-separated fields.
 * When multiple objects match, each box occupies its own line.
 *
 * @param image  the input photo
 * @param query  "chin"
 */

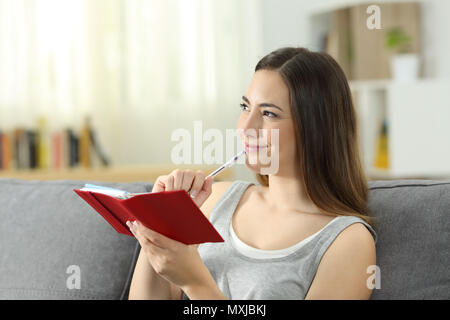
xmin=245 ymin=158 xmax=280 ymax=175
xmin=244 ymin=160 xmax=262 ymax=172
xmin=244 ymin=145 xmax=284 ymax=175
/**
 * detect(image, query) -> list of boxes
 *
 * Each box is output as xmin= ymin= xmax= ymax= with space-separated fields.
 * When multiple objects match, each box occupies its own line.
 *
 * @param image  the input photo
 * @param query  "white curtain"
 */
xmin=0 ymin=0 xmax=92 ymax=128
xmin=0 ymin=0 xmax=262 ymax=165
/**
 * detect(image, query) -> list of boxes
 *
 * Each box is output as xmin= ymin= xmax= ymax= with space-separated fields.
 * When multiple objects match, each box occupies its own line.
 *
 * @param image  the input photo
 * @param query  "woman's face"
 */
xmin=237 ymin=69 xmax=297 ymax=175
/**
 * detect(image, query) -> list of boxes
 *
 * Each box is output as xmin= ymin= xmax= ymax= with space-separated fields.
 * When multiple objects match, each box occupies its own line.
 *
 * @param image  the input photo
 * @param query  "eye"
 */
xmin=240 ymin=103 xmax=278 ymax=118
xmin=263 ymin=110 xmax=278 ymax=118
xmin=239 ymin=103 xmax=249 ymax=111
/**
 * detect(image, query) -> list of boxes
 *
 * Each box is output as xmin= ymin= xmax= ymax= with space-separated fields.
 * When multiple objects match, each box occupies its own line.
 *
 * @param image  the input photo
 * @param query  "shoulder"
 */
xmin=319 ymin=221 xmax=376 ymax=268
xmin=334 ymin=221 xmax=376 ymax=250
xmin=200 ymin=180 xmax=234 ymax=220
xmin=305 ymin=221 xmax=376 ymax=299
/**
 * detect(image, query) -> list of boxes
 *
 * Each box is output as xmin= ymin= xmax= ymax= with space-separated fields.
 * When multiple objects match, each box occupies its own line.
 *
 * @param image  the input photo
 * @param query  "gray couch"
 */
xmin=0 ymin=178 xmax=448 ymax=299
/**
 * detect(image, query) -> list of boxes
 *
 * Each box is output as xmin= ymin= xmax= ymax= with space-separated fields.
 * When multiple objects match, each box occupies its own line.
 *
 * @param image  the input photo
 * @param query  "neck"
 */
xmin=260 ymin=172 xmax=321 ymax=215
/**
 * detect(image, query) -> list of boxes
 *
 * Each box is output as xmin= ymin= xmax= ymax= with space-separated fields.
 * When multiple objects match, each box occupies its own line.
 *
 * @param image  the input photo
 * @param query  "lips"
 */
xmin=245 ymin=142 xmax=268 ymax=151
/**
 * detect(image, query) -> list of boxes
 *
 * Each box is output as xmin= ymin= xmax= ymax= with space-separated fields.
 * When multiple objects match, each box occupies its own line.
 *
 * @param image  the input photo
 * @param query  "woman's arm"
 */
xmin=128 ymin=247 xmax=182 ymax=300
xmin=129 ymin=240 xmax=227 ymax=300
xmin=181 ymin=273 xmax=228 ymax=300
xmin=128 ymin=170 xmax=229 ymax=300
xmin=305 ymin=223 xmax=377 ymax=300
xmin=129 ymin=220 xmax=228 ymax=300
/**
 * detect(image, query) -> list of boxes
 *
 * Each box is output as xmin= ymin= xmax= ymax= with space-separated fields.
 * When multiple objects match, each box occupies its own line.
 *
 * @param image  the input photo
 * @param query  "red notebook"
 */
xmin=73 ymin=188 xmax=224 ymax=245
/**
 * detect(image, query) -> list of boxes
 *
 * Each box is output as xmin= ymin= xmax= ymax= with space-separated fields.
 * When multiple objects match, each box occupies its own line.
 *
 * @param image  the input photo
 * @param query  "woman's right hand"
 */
xmin=151 ymin=169 xmax=213 ymax=209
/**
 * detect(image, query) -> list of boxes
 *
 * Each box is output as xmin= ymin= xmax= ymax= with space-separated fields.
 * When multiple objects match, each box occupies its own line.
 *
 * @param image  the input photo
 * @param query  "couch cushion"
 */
xmin=0 ymin=178 xmax=153 ymax=300
xmin=368 ymin=180 xmax=450 ymax=299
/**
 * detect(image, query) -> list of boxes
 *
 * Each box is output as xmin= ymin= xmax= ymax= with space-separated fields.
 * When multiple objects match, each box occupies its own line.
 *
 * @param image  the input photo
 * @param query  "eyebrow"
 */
xmin=242 ymin=96 xmax=284 ymax=112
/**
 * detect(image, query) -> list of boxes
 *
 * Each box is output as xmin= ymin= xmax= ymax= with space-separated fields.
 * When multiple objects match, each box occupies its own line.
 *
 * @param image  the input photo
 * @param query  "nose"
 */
xmin=240 ymin=111 xmax=264 ymax=142
xmin=241 ymin=108 xmax=262 ymax=132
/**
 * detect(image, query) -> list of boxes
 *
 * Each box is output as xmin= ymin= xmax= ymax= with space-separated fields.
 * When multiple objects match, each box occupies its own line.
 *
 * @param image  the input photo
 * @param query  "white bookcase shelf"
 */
xmin=307 ymin=0 xmax=450 ymax=180
xmin=350 ymin=79 xmax=450 ymax=180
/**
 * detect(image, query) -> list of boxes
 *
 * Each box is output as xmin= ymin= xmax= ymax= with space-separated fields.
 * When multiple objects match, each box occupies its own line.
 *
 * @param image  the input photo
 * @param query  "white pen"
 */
xmin=187 ymin=151 xmax=246 ymax=199
xmin=132 ymin=151 xmax=246 ymax=199
xmin=206 ymin=150 xmax=246 ymax=179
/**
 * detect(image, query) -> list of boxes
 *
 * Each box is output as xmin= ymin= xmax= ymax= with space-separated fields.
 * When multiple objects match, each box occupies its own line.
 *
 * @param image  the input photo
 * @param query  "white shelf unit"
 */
xmin=307 ymin=1 xmax=450 ymax=180
xmin=350 ymin=79 xmax=450 ymax=180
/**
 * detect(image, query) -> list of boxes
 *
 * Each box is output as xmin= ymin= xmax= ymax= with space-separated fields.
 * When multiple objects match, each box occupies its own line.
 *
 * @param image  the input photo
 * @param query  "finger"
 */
xmin=134 ymin=221 xmax=181 ymax=251
xmin=165 ymin=175 xmax=175 ymax=191
xmin=189 ymin=171 xmax=205 ymax=198
xmin=171 ymin=169 xmax=183 ymax=190
xmin=126 ymin=220 xmax=137 ymax=237
xmin=181 ymin=169 xmax=195 ymax=192
xmin=128 ymin=220 xmax=150 ymax=247
xmin=152 ymin=175 xmax=168 ymax=193
xmin=132 ymin=221 xmax=169 ymax=257
xmin=193 ymin=175 xmax=213 ymax=206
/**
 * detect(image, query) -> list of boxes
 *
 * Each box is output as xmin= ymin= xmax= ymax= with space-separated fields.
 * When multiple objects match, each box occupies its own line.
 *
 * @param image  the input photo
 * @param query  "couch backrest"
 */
xmin=367 ymin=180 xmax=450 ymax=299
xmin=0 ymin=178 xmax=153 ymax=300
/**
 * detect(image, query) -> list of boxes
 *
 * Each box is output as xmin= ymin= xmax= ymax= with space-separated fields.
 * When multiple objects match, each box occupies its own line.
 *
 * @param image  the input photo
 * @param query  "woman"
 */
xmin=128 ymin=47 xmax=377 ymax=300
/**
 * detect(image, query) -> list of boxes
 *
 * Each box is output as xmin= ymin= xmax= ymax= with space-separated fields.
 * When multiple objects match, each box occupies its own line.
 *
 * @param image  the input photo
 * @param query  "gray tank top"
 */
xmin=183 ymin=180 xmax=378 ymax=300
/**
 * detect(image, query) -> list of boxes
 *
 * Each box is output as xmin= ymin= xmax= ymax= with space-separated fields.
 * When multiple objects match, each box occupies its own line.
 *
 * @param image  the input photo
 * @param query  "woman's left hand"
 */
xmin=128 ymin=220 xmax=211 ymax=291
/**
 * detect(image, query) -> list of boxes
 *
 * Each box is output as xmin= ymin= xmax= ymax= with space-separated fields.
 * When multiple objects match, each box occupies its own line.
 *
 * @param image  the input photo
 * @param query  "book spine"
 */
xmin=14 ymin=128 xmax=28 ymax=170
xmin=68 ymin=128 xmax=79 ymax=168
xmin=37 ymin=116 xmax=50 ymax=170
xmin=52 ymin=131 xmax=62 ymax=170
xmin=74 ymin=190 xmax=129 ymax=235
xmin=82 ymin=191 xmax=134 ymax=235
xmin=2 ymin=132 xmax=12 ymax=170
xmin=79 ymin=117 xmax=91 ymax=168
xmin=13 ymin=129 xmax=20 ymax=169
xmin=27 ymin=130 xmax=37 ymax=169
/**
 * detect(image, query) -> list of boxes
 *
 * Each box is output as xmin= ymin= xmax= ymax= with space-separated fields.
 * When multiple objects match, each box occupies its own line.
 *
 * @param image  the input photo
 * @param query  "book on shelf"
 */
xmin=0 ymin=117 xmax=110 ymax=172
xmin=28 ymin=130 xmax=38 ymax=169
xmin=0 ymin=131 xmax=12 ymax=170
xmin=68 ymin=128 xmax=80 ymax=168
xmin=79 ymin=117 xmax=91 ymax=168
xmin=37 ymin=117 xmax=50 ymax=170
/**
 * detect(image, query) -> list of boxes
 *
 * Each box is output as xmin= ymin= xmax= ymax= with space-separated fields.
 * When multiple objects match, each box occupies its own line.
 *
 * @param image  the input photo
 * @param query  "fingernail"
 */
xmin=133 ymin=221 xmax=138 ymax=227
xmin=190 ymin=191 xmax=197 ymax=198
xmin=126 ymin=221 xmax=135 ymax=236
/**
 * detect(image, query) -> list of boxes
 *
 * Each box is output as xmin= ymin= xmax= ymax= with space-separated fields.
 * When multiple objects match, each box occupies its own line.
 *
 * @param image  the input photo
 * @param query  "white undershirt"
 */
xmin=229 ymin=217 xmax=340 ymax=259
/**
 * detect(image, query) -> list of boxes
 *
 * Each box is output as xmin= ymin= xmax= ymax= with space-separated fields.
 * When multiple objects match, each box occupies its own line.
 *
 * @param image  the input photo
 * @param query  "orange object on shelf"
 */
xmin=79 ymin=116 xmax=92 ymax=168
xmin=1 ymin=132 xmax=12 ymax=170
xmin=374 ymin=120 xmax=389 ymax=169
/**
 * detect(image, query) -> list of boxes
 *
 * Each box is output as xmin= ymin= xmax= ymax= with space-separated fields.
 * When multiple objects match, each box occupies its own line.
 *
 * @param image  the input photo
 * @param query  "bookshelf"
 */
xmin=0 ymin=116 xmax=109 ymax=173
xmin=0 ymin=115 xmax=236 ymax=183
xmin=350 ymin=79 xmax=450 ymax=180
xmin=308 ymin=1 xmax=450 ymax=180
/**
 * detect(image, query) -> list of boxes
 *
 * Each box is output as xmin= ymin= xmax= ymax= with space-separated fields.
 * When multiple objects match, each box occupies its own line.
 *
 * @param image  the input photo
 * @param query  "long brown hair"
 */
xmin=255 ymin=47 xmax=373 ymax=227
